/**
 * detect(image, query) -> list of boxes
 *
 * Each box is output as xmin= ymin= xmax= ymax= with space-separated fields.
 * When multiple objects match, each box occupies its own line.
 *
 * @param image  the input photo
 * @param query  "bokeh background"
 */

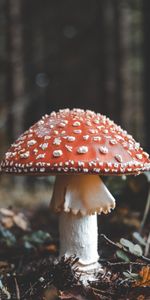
xmin=0 ymin=0 xmax=150 ymax=207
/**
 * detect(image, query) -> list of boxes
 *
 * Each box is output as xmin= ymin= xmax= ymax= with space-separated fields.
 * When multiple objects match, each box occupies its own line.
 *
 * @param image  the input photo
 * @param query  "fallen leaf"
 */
xmin=13 ymin=213 xmax=29 ymax=231
xmin=0 ymin=208 xmax=14 ymax=217
xmin=1 ymin=217 xmax=14 ymax=228
xmin=59 ymin=290 xmax=87 ymax=300
xmin=45 ymin=244 xmax=57 ymax=253
xmin=0 ymin=208 xmax=30 ymax=231
xmin=43 ymin=285 xmax=58 ymax=300
xmin=137 ymin=295 xmax=145 ymax=300
xmin=133 ymin=266 xmax=150 ymax=287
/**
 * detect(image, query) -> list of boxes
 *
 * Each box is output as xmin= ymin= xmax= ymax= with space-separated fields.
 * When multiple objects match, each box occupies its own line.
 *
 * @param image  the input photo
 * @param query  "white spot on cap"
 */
xmin=40 ymin=168 xmax=46 ymax=172
xmin=77 ymin=146 xmax=88 ymax=154
xmin=54 ymin=130 xmax=58 ymax=135
xmin=44 ymin=136 xmax=51 ymax=140
xmin=73 ymin=121 xmax=81 ymax=126
xmin=65 ymin=145 xmax=72 ymax=152
xmin=78 ymin=161 xmax=85 ymax=166
xmin=89 ymin=128 xmax=98 ymax=134
xmin=135 ymin=143 xmax=140 ymax=150
xmin=20 ymin=151 xmax=30 ymax=158
xmin=93 ymin=119 xmax=99 ymax=124
xmin=83 ymin=135 xmax=89 ymax=140
xmin=59 ymin=122 xmax=66 ymax=128
xmin=27 ymin=140 xmax=37 ymax=147
xmin=67 ymin=136 xmax=76 ymax=142
xmin=38 ymin=120 xmax=44 ymax=125
xmin=102 ymin=129 xmax=108 ymax=134
xmin=36 ymin=153 xmax=45 ymax=160
xmin=83 ymin=168 xmax=89 ymax=172
xmin=109 ymin=139 xmax=117 ymax=145
xmin=93 ymin=136 xmax=101 ymax=141
xmin=143 ymin=152 xmax=149 ymax=159
xmin=116 ymin=135 xmax=123 ymax=141
xmin=39 ymin=143 xmax=48 ymax=150
xmin=51 ymin=111 xmax=56 ymax=117
xmin=89 ymin=161 xmax=97 ymax=167
xmin=33 ymin=148 xmax=38 ymax=154
xmin=73 ymin=129 xmax=82 ymax=134
xmin=53 ymin=137 xmax=61 ymax=145
xmin=5 ymin=152 xmax=12 ymax=159
xmin=135 ymin=153 xmax=143 ymax=160
xmin=115 ymin=154 xmax=123 ymax=163
xmin=86 ymin=121 xmax=92 ymax=126
xmin=53 ymin=150 xmax=63 ymax=157
xmin=99 ymin=146 xmax=108 ymax=154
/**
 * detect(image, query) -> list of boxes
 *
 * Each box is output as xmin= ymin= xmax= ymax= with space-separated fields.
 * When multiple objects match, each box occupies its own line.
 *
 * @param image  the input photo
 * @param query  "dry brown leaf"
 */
xmin=0 ymin=208 xmax=14 ymax=217
xmin=133 ymin=266 xmax=150 ymax=287
xmin=137 ymin=295 xmax=146 ymax=300
xmin=59 ymin=290 xmax=87 ymax=300
xmin=45 ymin=244 xmax=57 ymax=253
xmin=0 ymin=208 xmax=30 ymax=230
xmin=1 ymin=216 xmax=14 ymax=228
xmin=43 ymin=285 xmax=58 ymax=300
xmin=13 ymin=213 xmax=29 ymax=231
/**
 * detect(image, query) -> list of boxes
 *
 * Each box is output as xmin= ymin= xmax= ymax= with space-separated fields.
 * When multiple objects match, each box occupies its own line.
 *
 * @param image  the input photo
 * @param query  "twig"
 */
xmin=100 ymin=234 xmax=150 ymax=263
xmin=22 ymin=277 xmax=53 ymax=299
xmin=145 ymin=231 xmax=150 ymax=257
xmin=0 ymin=280 xmax=11 ymax=299
xmin=14 ymin=277 xmax=20 ymax=300
xmin=91 ymin=286 xmax=115 ymax=297
xmin=107 ymin=261 xmax=148 ymax=267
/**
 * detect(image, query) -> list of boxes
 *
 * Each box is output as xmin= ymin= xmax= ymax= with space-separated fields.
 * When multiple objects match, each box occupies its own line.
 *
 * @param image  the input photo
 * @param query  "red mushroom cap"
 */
xmin=1 ymin=108 xmax=150 ymax=175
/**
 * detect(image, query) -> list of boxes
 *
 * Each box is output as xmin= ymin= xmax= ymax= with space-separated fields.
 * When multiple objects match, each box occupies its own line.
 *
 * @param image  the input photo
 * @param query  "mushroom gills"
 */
xmin=50 ymin=174 xmax=115 ymax=266
xmin=50 ymin=174 xmax=116 ymax=215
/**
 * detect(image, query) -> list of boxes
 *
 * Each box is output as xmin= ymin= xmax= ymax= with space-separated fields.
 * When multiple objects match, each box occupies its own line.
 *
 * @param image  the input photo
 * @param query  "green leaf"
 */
xmin=120 ymin=238 xmax=143 ymax=256
xmin=132 ymin=232 xmax=146 ymax=246
xmin=0 ymin=225 xmax=16 ymax=247
xmin=24 ymin=241 xmax=33 ymax=249
xmin=116 ymin=250 xmax=130 ymax=262
xmin=120 ymin=238 xmax=135 ymax=253
xmin=123 ymin=271 xmax=140 ymax=280
xmin=132 ymin=244 xmax=143 ymax=256
xmin=23 ymin=230 xmax=51 ymax=247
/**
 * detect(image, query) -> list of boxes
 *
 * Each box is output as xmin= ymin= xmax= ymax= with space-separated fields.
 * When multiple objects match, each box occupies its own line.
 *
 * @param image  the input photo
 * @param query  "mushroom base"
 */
xmin=59 ymin=212 xmax=99 ymax=266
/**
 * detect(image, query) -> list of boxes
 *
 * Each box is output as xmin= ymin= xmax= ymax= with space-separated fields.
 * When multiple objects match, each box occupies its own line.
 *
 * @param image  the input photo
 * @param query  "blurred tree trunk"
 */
xmin=6 ymin=0 xmax=25 ymax=141
xmin=118 ymin=3 xmax=134 ymax=132
xmin=102 ymin=0 xmax=118 ymax=121
xmin=143 ymin=0 xmax=150 ymax=151
xmin=117 ymin=1 xmax=145 ymax=145
xmin=131 ymin=0 xmax=145 ymax=146
xmin=5 ymin=0 xmax=25 ymax=186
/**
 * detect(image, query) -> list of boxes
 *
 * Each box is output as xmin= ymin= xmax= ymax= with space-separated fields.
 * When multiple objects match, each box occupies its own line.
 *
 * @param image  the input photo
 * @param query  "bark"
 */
xmin=7 ymin=0 xmax=25 ymax=140
xmin=143 ymin=0 xmax=150 ymax=151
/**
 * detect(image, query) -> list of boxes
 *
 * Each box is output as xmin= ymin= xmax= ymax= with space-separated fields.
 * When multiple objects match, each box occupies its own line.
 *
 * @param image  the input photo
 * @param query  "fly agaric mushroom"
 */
xmin=1 ymin=108 xmax=150 ymax=274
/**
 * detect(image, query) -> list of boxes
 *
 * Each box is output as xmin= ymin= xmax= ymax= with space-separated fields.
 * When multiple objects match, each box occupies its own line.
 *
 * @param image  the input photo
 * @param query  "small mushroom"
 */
xmin=1 ymin=108 xmax=150 ymax=279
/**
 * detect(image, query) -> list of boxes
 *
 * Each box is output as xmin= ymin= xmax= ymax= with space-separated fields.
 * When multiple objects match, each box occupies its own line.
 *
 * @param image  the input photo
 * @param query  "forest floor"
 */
xmin=0 ymin=175 xmax=150 ymax=299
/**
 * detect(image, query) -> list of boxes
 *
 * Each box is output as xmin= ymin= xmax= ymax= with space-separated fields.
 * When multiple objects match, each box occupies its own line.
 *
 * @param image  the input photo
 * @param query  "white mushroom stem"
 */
xmin=50 ymin=174 xmax=116 ymax=269
xmin=59 ymin=212 xmax=99 ymax=267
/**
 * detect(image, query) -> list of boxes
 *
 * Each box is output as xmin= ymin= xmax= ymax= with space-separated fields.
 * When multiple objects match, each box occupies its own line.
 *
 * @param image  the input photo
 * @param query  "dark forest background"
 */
xmin=0 ymin=0 xmax=150 ymax=160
